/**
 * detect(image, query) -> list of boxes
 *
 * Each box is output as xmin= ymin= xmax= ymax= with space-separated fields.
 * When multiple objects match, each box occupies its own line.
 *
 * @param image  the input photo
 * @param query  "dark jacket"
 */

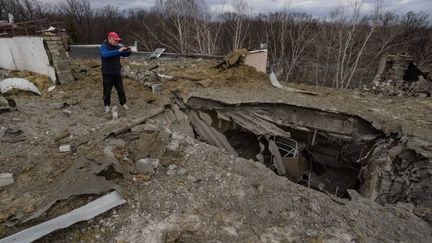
xmin=100 ymin=40 xmax=131 ymax=75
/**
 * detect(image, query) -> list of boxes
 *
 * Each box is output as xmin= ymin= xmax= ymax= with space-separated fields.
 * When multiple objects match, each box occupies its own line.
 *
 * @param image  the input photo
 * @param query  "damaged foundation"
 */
xmin=184 ymin=97 xmax=432 ymax=223
xmin=184 ymin=98 xmax=381 ymax=198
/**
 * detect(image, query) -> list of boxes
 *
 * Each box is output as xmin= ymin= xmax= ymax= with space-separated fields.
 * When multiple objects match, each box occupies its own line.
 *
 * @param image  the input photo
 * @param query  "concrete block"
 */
xmin=59 ymin=144 xmax=71 ymax=153
xmin=135 ymin=158 xmax=159 ymax=174
xmin=0 ymin=173 xmax=14 ymax=187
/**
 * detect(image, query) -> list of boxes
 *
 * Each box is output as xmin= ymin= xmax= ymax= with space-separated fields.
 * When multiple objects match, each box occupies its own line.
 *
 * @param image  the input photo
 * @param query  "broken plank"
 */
xmin=86 ymin=106 xmax=164 ymax=147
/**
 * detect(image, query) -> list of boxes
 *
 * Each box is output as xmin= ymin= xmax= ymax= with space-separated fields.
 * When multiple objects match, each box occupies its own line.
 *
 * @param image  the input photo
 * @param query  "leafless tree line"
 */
xmin=1 ymin=0 xmax=431 ymax=88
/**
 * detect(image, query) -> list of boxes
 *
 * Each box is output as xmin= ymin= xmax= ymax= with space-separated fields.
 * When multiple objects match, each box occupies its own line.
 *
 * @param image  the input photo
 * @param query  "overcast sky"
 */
xmin=42 ymin=0 xmax=432 ymax=16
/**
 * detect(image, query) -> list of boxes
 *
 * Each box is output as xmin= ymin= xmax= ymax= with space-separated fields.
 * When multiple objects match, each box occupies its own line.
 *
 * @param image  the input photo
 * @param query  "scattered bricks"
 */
xmin=59 ymin=144 xmax=71 ymax=153
xmin=0 ymin=173 xmax=14 ymax=188
xmin=44 ymin=34 xmax=75 ymax=84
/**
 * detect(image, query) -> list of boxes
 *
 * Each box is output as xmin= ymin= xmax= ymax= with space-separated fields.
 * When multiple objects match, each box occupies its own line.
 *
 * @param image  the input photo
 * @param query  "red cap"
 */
xmin=108 ymin=32 xmax=121 ymax=41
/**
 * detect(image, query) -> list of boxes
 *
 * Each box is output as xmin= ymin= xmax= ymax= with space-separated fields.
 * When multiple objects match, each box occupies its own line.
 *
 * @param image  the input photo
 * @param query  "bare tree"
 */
xmin=220 ymin=0 xmax=251 ymax=51
xmin=144 ymin=0 xmax=203 ymax=53
xmin=94 ymin=5 xmax=123 ymax=40
xmin=0 ymin=0 xmax=53 ymax=22
xmin=58 ymin=0 xmax=94 ymax=42
xmin=263 ymin=10 xmax=316 ymax=82
xmin=189 ymin=2 xmax=223 ymax=55
xmin=315 ymin=0 xmax=382 ymax=88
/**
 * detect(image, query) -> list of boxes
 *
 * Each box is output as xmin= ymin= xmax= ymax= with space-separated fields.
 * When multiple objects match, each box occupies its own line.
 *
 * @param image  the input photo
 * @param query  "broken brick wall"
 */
xmin=366 ymin=53 xmax=432 ymax=96
xmin=43 ymin=34 xmax=74 ymax=84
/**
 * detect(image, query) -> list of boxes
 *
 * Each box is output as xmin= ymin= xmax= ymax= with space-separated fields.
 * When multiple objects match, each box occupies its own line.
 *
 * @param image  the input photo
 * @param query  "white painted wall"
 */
xmin=0 ymin=36 xmax=57 ymax=83
xmin=0 ymin=39 xmax=16 ymax=70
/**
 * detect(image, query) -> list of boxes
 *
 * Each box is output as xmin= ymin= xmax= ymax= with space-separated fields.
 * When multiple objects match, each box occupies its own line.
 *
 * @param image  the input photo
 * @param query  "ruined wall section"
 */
xmin=366 ymin=53 xmax=432 ymax=96
xmin=359 ymin=137 xmax=432 ymax=223
xmin=0 ymin=36 xmax=57 ymax=82
xmin=43 ymin=35 xmax=74 ymax=84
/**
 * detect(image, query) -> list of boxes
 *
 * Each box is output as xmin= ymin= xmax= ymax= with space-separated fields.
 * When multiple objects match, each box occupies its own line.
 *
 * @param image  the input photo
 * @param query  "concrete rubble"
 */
xmin=0 ymin=50 xmax=432 ymax=242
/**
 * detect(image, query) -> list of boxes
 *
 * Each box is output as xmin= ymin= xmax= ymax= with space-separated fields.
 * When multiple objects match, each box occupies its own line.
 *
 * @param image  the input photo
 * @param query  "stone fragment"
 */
xmin=49 ymin=103 xmax=65 ymax=109
xmin=167 ymin=169 xmax=176 ymax=176
xmin=177 ymin=168 xmax=187 ymax=176
xmin=112 ymin=106 xmax=118 ymax=120
xmin=187 ymin=175 xmax=197 ymax=182
xmin=152 ymin=84 xmax=164 ymax=94
xmin=63 ymin=109 xmax=72 ymax=115
xmin=59 ymin=144 xmax=71 ymax=152
xmin=166 ymin=141 xmax=179 ymax=152
xmin=0 ymin=173 xmax=14 ymax=188
xmin=135 ymin=159 xmax=156 ymax=174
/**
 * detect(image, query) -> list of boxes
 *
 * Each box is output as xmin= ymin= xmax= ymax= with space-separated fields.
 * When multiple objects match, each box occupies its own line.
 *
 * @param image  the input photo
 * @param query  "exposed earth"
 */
xmin=0 ymin=57 xmax=431 ymax=242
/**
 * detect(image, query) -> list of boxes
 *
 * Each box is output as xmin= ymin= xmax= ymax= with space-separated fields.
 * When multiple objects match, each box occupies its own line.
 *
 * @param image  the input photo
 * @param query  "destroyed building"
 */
xmin=364 ymin=52 xmax=432 ymax=97
xmin=0 ymin=27 xmax=432 ymax=242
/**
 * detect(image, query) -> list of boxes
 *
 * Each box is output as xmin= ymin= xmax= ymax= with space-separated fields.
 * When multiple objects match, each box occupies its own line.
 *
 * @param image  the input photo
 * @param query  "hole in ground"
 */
xmin=192 ymin=108 xmax=378 ymax=198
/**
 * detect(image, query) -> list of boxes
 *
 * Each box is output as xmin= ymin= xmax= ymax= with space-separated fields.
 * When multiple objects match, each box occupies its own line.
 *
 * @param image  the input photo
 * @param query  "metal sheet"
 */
xmin=150 ymin=48 xmax=165 ymax=59
xmin=0 ymin=191 xmax=126 ymax=243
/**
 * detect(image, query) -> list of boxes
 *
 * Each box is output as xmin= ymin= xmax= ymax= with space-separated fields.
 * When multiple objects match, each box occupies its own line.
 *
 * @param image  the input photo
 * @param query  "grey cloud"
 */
xmin=42 ymin=0 xmax=432 ymax=15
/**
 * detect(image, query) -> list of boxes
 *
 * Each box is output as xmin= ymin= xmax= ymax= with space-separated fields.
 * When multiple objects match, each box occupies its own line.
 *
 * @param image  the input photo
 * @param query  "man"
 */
xmin=100 ymin=31 xmax=131 ymax=113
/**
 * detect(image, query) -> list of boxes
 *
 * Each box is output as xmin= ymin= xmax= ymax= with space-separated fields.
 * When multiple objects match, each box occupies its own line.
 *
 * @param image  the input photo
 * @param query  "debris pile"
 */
xmin=363 ymin=53 xmax=432 ymax=97
xmin=1 ymin=53 xmax=432 ymax=241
